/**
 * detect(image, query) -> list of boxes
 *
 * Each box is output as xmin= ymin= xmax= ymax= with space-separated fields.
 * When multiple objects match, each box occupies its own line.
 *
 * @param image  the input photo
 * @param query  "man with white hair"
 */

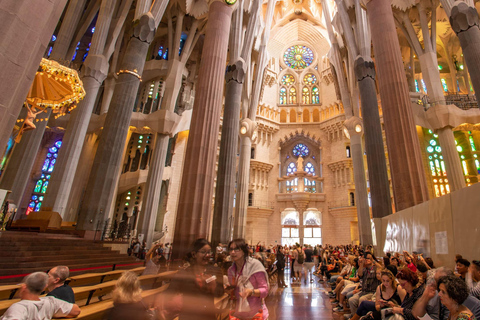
xmin=46 ymin=266 xmax=75 ymax=303
xmin=0 ymin=272 xmax=80 ymax=320
xmin=412 ymin=267 xmax=480 ymax=320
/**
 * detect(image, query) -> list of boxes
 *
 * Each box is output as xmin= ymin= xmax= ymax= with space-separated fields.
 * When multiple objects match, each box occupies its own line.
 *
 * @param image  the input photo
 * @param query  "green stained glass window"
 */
xmin=303 ymin=73 xmax=317 ymax=85
xmin=280 ymin=87 xmax=287 ymax=105
xmin=289 ymin=87 xmax=297 ymax=104
xmin=281 ymin=74 xmax=295 ymax=86
xmin=284 ymin=45 xmax=314 ymax=70
xmin=312 ymin=87 xmax=319 ymax=104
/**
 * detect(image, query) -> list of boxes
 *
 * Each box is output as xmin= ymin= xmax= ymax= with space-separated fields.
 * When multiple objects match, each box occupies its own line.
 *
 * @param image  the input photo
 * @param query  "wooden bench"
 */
xmin=0 ymin=284 xmax=20 ymax=300
xmin=71 ymin=283 xmax=170 ymax=320
xmin=66 ymin=267 xmax=145 ymax=287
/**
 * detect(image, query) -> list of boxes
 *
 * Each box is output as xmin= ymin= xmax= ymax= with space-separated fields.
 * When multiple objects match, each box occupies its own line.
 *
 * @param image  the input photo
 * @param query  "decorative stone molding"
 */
xmin=327 ymin=159 xmax=353 ymax=188
xmin=279 ymin=130 xmax=321 ymax=146
xmin=263 ymin=68 xmax=277 ymax=87
xmin=450 ymin=2 xmax=480 ymax=35
xmin=354 ymin=56 xmax=376 ymax=82
xmin=225 ymin=59 xmax=246 ymax=84
xmin=250 ymin=160 xmax=274 ymax=190
xmin=133 ymin=13 xmax=156 ymax=43
xmin=81 ymin=54 xmax=109 ymax=83
xmin=321 ymin=67 xmax=334 ymax=85
xmin=320 ymin=115 xmax=345 ymax=142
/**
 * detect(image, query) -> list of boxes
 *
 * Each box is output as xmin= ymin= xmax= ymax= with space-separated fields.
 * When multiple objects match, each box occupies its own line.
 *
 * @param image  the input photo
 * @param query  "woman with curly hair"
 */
xmin=107 ymin=271 xmax=151 ymax=320
xmin=438 ymin=275 xmax=475 ymax=320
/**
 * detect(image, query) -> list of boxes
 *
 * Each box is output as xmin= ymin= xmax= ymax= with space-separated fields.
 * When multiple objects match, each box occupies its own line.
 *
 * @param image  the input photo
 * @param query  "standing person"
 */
xmin=228 ymin=238 xmax=269 ymax=320
xmin=276 ymin=245 xmax=287 ymax=288
xmin=290 ymin=246 xmax=296 ymax=282
xmin=294 ymin=244 xmax=305 ymax=284
xmin=304 ymin=245 xmax=315 ymax=283
xmin=162 ymin=238 xmax=224 ymax=320
xmin=142 ymin=243 xmax=163 ymax=276
xmin=107 ymin=271 xmax=151 ymax=320
xmin=133 ymin=240 xmax=141 ymax=258
xmin=46 ymin=266 xmax=75 ymax=303
xmin=1 ymin=272 xmax=80 ymax=320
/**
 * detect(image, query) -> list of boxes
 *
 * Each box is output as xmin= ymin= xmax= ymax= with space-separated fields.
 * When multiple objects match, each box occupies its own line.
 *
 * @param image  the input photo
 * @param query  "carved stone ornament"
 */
xmin=354 ymin=56 xmax=376 ymax=82
xmin=133 ymin=13 xmax=156 ymax=43
xmin=450 ymin=2 xmax=480 ymax=35
xmin=225 ymin=59 xmax=246 ymax=84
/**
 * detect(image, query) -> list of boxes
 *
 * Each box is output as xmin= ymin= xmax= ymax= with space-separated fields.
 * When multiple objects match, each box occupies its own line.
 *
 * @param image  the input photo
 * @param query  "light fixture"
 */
xmin=240 ymin=126 xmax=247 ymax=135
xmin=355 ymin=124 xmax=362 ymax=133
xmin=343 ymin=127 xmax=350 ymax=139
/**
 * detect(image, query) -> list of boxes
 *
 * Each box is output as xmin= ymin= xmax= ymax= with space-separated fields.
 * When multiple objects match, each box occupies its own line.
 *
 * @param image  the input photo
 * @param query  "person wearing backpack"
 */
xmin=294 ymin=244 xmax=305 ymax=284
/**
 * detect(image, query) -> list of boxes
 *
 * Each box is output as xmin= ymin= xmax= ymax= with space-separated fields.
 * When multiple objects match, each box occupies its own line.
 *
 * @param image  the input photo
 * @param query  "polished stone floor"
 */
xmin=265 ymin=269 xmax=343 ymax=320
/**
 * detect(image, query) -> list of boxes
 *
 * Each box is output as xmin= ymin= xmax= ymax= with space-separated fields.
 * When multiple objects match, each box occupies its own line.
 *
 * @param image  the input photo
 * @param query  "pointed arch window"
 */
xmin=312 ymin=86 xmax=320 ymax=104
xmin=280 ymin=87 xmax=287 ymax=105
xmin=289 ymin=87 xmax=297 ymax=104
xmin=287 ymin=162 xmax=297 ymax=175
xmin=28 ymin=140 xmax=62 ymax=215
xmin=302 ymin=87 xmax=310 ymax=104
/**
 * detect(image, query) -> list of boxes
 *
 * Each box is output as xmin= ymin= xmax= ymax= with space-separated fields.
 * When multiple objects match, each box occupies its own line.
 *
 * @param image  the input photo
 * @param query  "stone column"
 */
xmin=76 ymin=13 xmax=156 ymax=233
xmin=212 ymin=60 xmax=245 ymax=246
xmin=366 ymin=0 xmax=429 ymax=211
xmin=172 ymin=0 xmax=234 ymax=260
xmin=0 ymin=0 xmax=67 ymax=155
xmin=0 ymin=110 xmax=51 ymax=206
xmin=450 ymin=2 xmax=480 ymax=101
xmin=50 ymin=0 xmax=88 ymax=61
xmin=43 ymin=0 xmax=116 ymax=217
xmin=354 ymin=57 xmax=392 ymax=218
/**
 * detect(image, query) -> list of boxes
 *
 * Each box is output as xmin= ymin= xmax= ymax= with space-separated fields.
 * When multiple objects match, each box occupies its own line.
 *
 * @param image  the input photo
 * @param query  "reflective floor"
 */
xmin=266 ymin=270 xmax=342 ymax=320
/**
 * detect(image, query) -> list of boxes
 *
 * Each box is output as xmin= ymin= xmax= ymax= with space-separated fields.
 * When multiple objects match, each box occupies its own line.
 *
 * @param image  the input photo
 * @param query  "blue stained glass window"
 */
xmin=305 ymin=162 xmax=315 ymax=175
xmin=47 ymin=159 xmax=56 ymax=172
xmin=29 ymin=140 xmax=62 ymax=212
xmin=293 ymin=144 xmax=309 ymax=157
xmin=42 ymin=159 xmax=50 ymax=172
xmin=312 ymin=87 xmax=319 ymax=104
xmin=51 ymin=35 xmax=57 ymax=42
xmin=415 ymin=80 xmax=420 ymax=93
xmin=280 ymin=87 xmax=287 ymax=105
xmin=287 ymin=162 xmax=297 ymax=175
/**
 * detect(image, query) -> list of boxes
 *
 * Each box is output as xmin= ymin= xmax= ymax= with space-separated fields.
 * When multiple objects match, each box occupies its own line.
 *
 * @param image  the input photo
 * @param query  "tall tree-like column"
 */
xmin=336 ymin=0 xmax=392 ymax=218
xmin=366 ymin=0 xmax=429 ymax=211
xmin=0 ymin=0 xmax=67 ymax=156
xmin=0 ymin=110 xmax=51 ymax=206
xmin=323 ymin=0 xmax=372 ymax=244
xmin=394 ymin=3 xmax=465 ymax=192
xmin=43 ymin=0 xmax=118 ymax=217
xmin=172 ymin=0 xmax=235 ymax=260
xmin=137 ymin=5 xmax=202 ymax=247
xmin=444 ymin=1 xmax=480 ymax=99
xmin=50 ymin=0 xmax=88 ymax=61
xmin=233 ymin=0 xmax=276 ymax=239
xmin=76 ymin=13 xmax=157 ymax=233
xmin=212 ymin=0 xmax=261 ymax=246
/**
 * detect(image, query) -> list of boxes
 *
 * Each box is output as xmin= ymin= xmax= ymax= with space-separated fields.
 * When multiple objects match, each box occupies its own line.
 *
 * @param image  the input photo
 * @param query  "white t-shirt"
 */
xmin=1 ymin=296 xmax=73 ymax=320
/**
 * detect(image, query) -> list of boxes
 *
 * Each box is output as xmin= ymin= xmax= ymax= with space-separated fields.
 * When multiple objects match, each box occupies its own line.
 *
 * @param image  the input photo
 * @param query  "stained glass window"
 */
xmin=281 ymin=74 xmax=295 ymax=86
xmin=302 ymin=87 xmax=310 ymax=104
xmin=421 ymin=79 xmax=428 ymax=93
xmin=441 ymin=79 xmax=448 ymax=92
xmin=28 ymin=140 xmax=62 ymax=214
xmin=283 ymin=45 xmax=314 ymax=70
xmin=293 ymin=144 xmax=309 ymax=157
xmin=303 ymin=74 xmax=317 ymax=85
xmin=415 ymin=79 xmax=420 ymax=93
xmin=289 ymin=87 xmax=297 ymax=104
xmin=280 ymin=87 xmax=287 ymax=105
xmin=305 ymin=162 xmax=315 ymax=175
xmin=312 ymin=87 xmax=319 ymax=104
xmin=287 ymin=162 xmax=297 ymax=175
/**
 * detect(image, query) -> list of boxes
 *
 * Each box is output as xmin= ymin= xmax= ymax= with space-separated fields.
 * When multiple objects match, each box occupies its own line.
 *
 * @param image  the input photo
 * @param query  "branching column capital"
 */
xmin=450 ymin=2 xmax=479 ymax=34
xmin=354 ymin=56 xmax=376 ymax=82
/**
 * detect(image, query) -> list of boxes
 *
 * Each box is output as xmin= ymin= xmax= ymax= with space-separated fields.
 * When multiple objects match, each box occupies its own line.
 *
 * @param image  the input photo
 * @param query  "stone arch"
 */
xmin=290 ymin=109 xmax=297 ymax=122
xmin=313 ymin=109 xmax=320 ymax=122
xmin=303 ymin=109 xmax=310 ymax=122
xmin=280 ymin=109 xmax=288 ymax=123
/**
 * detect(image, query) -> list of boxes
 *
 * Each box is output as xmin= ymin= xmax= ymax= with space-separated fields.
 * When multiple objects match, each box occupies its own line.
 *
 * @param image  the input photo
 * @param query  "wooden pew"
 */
xmin=66 ymin=267 xmax=145 ymax=288
xmin=0 ymin=284 xmax=20 ymax=300
xmin=72 ymin=283 xmax=170 ymax=320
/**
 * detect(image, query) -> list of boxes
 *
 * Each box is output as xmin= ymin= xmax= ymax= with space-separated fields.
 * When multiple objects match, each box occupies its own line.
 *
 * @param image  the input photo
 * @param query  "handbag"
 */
xmin=229 ymin=308 xmax=263 ymax=320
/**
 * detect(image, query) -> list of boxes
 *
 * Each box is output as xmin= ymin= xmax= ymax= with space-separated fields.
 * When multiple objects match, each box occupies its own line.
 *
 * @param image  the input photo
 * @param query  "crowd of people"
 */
xmin=2 ymin=242 xmax=479 ymax=320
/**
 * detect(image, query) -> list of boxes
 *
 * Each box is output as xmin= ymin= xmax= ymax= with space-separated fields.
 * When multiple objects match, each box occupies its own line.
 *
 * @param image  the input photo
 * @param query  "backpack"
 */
xmin=297 ymin=249 xmax=305 ymax=264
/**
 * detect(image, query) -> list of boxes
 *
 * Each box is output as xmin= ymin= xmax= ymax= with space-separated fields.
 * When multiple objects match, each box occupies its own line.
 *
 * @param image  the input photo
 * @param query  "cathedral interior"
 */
xmin=1 ymin=0 xmax=480 ymax=271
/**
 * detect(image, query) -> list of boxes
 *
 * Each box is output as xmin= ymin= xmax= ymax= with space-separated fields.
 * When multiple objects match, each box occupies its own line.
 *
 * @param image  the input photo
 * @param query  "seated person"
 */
xmin=1 ymin=272 xmax=80 ymax=320
xmin=46 ymin=266 xmax=75 ymax=303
